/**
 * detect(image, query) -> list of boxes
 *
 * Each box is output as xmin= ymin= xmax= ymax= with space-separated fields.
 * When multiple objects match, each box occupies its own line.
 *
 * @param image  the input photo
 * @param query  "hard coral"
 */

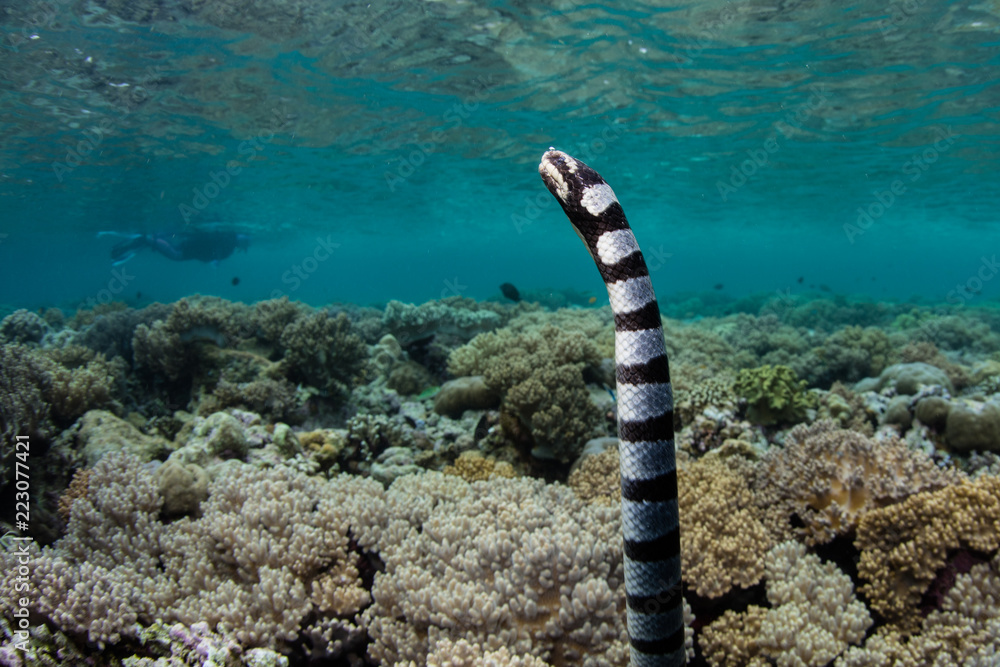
xmin=700 ymin=606 xmax=768 ymax=667
xmin=279 ymin=311 xmax=367 ymax=398
xmin=734 ymin=364 xmax=815 ymax=426
xmin=854 ymin=473 xmax=1000 ymax=629
xmin=442 ymin=451 xmax=515 ymax=482
xmin=759 ymin=420 xmax=964 ymax=545
xmin=679 ymin=453 xmax=773 ymax=598
xmin=810 ymin=325 xmax=896 ymax=386
xmin=0 ymin=343 xmax=53 ymax=445
xmin=133 ymin=296 xmax=252 ymax=380
xmin=448 ymin=324 xmax=603 ymax=463
xmin=758 ymin=541 xmax=871 ymax=667
xmin=2 ymin=453 xmax=388 ymax=654
xmin=362 ymin=472 xmax=628 ymax=666
xmin=568 ymin=447 xmax=620 ymax=505
xmin=838 ymin=551 xmax=1000 ymax=665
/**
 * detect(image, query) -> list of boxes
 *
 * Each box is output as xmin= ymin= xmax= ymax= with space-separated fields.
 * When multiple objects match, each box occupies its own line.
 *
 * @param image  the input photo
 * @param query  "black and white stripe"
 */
xmin=539 ymin=149 xmax=684 ymax=667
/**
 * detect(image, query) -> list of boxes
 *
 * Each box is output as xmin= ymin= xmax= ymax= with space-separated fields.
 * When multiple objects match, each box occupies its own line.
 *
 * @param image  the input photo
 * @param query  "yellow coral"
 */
xmin=854 ymin=473 xmax=1000 ymax=629
xmin=568 ymin=447 xmax=620 ymax=505
xmin=839 ymin=550 xmax=1000 ymax=665
xmin=443 ymin=451 xmax=516 ymax=482
xmin=679 ymin=453 xmax=773 ymax=598
xmin=700 ymin=606 xmax=768 ymax=667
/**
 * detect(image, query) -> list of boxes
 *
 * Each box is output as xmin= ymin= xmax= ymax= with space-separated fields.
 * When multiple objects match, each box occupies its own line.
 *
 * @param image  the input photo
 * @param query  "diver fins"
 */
xmin=111 ymin=251 xmax=137 ymax=266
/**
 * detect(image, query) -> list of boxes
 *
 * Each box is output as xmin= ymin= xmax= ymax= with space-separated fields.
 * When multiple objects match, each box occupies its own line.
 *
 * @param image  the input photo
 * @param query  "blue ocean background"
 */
xmin=1 ymin=0 xmax=998 ymax=312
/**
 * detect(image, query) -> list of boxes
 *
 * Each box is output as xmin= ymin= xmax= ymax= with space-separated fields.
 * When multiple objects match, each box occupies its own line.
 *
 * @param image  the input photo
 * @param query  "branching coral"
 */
xmin=568 ymin=447 xmax=620 ymax=505
xmin=675 ymin=373 xmax=738 ymax=427
xmin=132 ymin=296 xmax=253 ymax=380
xmin=279 ymin=311 xmax=367 ymax=397
xmin=700 ymin=541 xmax=872 ymax=667
xmin=0 ymin=344 xmax=52 ymax=446
xmin=854 ymin=473 xmax=1000 ymax=629
xmin=758 ymin=420 xmax=964 ymax=545
xmin=253 ymin=296 xmax=308 ymax=346
xmin=757 ymin=541 xmax=871 ymax=667
xmin=679 ymin=453 xmax=773 ymax=598
xmin=837 ymin=550 xmax=1000 ymax=666
xmin=448 ymin=324 xmax=603 ymax=463
xmin=0 ymin=453 xmax=387 ymax=655
xmin=734 ymin=364 xmax=815 ymax=425
xmin=809 ymin=325 xmax=896 ymax=386
xmin=44 ymin=350 xmax=126 ymax=424
xmin=443 ymin=451 xmax=515 ymax=482
xmin=362 ymin=472 xmax=629 ymax=666
xmin=700 ymin=606 xmax=768 ymax=667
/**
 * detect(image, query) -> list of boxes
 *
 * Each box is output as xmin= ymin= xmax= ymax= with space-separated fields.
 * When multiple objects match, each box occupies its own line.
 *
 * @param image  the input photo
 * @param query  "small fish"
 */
xmin=713 ymin=283 xmax=723 ymax=290
xmin=136 ymin=291 xmax=142 ymax=299
xmin=499 ymin=282 xmax=520 ymax=302
xmin=231 ymin=276 xmax=240 ymax=286
xmin=797 ymin=276 xmax=804 ymax=284
xmin=588 ymin=296 xmax=597 ymax=304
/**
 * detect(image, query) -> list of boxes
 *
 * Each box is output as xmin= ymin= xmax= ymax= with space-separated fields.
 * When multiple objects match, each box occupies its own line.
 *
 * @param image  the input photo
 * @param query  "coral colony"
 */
xmin=1 ymin=292 xmax=999 ymax=665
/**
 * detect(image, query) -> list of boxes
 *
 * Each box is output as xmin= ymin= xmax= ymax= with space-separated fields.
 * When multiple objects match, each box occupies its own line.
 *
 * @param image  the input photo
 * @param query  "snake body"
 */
xmin=539 ymin=149 xmax=684 ymax=667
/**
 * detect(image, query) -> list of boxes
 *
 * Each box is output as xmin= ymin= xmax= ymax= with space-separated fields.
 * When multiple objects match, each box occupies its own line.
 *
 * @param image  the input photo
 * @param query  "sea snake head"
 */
xmin=539 ymin=148 xmax=652 ymax=291
xmin=539 ymin=148 xmax=636 ymax=273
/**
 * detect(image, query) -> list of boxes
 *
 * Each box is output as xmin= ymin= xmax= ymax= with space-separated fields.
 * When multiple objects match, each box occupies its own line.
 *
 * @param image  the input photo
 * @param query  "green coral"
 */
xmin=278 ymin=311 xmax=367 ymax=398
xmin=735 ymin=364 xmax=816 ymax=426
xmin=448 ymin=324 xmax=603 ymax=463
xmin=132 ymin=296 xmax=254 ymax=381
xmin=809 ymin=325 xmax=896 ymax=386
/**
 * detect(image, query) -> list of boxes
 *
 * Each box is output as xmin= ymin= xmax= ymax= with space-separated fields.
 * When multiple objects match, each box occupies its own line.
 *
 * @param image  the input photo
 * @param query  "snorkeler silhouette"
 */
xmin=103 ymin=231 xmax=251 ymax=266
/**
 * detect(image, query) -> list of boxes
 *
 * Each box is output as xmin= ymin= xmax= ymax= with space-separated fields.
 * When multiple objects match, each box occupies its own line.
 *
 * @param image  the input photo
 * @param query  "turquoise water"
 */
xmin=1 ymin=0 xmax=998 ymax=309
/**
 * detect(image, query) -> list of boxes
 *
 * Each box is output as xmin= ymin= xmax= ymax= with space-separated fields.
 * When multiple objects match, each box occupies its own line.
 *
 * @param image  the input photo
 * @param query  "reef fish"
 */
xmin=499 ymin=282 xmax=521 ymax=302
xmin=539 ymin=149 xmax=684 ymax=666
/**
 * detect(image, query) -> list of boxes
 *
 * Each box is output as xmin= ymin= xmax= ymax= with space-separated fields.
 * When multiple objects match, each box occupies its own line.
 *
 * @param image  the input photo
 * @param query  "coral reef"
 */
xmin=448 ymin=324 xmax=604 ymax=463
xmin=2 ymin=452 xmax=387 ymax=655
xmin=679 ymin=453 xmax=773 ymax=598
xmin=5 ymin=292 xmax=1000 ymax=666
xmin=361 ymin=471 xmax=629 ymax=666
xmin=756 ymin=541 xmax=871 ymax=666
xmin=278 ymin=311 xmax=368 ymax=398
xmin=734 ymin=364 xmax=816 ymax=426
xmin=758 ymin=420 xmax=964 ymax=545
xmin=854 ymin=473 xmax=1000 ymax=629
